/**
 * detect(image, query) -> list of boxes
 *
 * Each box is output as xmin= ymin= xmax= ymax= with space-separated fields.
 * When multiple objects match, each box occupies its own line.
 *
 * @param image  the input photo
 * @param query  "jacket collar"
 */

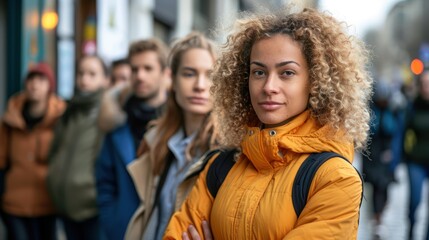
xmin=2 ymin=92 xmax=65 ymax=130
xmin=241 ymin=110 xmax=354 ymax=172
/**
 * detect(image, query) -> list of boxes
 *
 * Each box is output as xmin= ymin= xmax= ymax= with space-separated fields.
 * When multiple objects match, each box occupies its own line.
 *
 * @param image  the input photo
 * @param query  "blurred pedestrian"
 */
xmin=95 ymin=38 xmax=169 ymax=240
xmin=0 ymin=62 xmax=66 ymax=240
xmin=362 ymin=79 xmax=399 ymax=239
xmin=403 ymin=68 xmax=429 ymax=240
xmin=125 ymin=32 xmax=219 ymax=240
xmin=109 ymin=58 xmax=131 ymax=87
xmin=46 ymin=55 xmax=109 ymax=240
xmin=164 ymin=7 xmax=371 ymax=240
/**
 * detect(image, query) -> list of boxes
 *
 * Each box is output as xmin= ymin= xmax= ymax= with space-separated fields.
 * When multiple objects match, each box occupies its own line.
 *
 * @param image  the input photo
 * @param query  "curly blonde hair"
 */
xmin=212 ymin=8 xmax=373 ymax=150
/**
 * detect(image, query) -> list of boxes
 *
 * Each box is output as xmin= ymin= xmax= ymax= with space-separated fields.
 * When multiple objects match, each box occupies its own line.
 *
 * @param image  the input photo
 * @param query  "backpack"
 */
xmin=205 ymin=149 xmax=363 ymax=217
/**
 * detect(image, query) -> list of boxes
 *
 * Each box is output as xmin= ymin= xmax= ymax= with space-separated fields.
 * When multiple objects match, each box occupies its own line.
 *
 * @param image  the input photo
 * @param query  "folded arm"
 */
xmin=163 ymin=155 xmax=218 ymax=239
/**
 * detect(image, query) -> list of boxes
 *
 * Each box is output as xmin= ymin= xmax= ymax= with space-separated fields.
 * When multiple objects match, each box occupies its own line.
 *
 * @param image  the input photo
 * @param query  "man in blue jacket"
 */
xmin=96 ymin=38 xmax=170 ymax=240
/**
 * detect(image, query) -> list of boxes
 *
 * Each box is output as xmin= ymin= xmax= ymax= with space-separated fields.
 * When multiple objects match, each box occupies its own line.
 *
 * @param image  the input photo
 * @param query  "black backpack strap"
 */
xmin=185 ymin=149 xmax=222 ymax=180
xmin=206 ymin=149 xmax=238 ymax=198
xmin=152 ymin=151 xmax=174 ymax=210
xmin=292 ymin=152 xmax=361 ymax=217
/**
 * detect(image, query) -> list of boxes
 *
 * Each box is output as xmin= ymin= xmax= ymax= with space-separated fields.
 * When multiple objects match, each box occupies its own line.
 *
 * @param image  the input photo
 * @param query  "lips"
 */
xmin=188 ymin=97 xmax=208 ymax=104
xmin=258 ymin=101 xmax=283 ymax=111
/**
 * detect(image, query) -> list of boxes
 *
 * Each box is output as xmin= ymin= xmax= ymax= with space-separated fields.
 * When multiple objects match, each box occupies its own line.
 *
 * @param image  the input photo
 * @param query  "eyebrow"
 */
xmin=181 ymin=67 xmax=197 ymax=72
xmin=250 ymin=61 xmax=300 ymax=68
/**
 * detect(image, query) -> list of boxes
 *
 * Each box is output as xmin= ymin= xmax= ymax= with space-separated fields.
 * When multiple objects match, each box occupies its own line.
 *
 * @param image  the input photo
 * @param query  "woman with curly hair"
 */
xmin=124 ymin=31 xmax=219 ymax=240
xmin=164 ymin=7 xmax=372 ymax=240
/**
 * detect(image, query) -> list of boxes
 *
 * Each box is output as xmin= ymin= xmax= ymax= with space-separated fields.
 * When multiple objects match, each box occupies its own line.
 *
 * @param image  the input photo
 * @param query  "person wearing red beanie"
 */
xmin=26 ymin=62 xmax=57 ymax=93
xmin=0 ymin=62 xmax=65 ymax=240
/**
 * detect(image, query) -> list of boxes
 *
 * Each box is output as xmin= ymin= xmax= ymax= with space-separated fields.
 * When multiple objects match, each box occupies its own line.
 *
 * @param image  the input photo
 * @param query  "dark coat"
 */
xmin=362 ymin=102 xmax=398 ymax=188
xmin=403 ymin=96 xmax=429 ymax=165
xmin=95 ymin=123 xmax=140 ymax=240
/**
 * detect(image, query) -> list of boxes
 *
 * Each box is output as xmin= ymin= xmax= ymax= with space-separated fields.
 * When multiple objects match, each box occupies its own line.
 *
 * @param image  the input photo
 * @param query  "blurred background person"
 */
xmin=125 ymin=31 xmax=219 ymax=240
xmin=0 ymin=62 xmax=66 ymax=240
xmin=403 ymin=67 xmax=429 ymax=240
xmin=95 ymin=38 xmax=169 ymax=240
xmin=46 ymin=55 xmax=108 ymax=240
xmin=362 ymin=79 xmax=400 ymax=239
xmin=109 ymin=58 xmax=132 ymax=88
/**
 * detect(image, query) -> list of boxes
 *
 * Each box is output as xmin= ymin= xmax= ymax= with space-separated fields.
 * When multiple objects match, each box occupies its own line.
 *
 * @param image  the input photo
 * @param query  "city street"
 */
xmin=356 ymin=155 xmax=428 ymax=240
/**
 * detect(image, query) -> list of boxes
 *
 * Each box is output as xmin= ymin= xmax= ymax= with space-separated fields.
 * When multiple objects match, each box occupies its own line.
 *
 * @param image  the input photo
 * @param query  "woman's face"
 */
xmin=25 ymin=75 xmax=50 ymax=102
xmin=174 ymin=48 xmax=214 ymax=119
xmin=76 ymin=57 xmax=107 ymax=93
xmin=249 ymin=34 xmax=310 ymax=127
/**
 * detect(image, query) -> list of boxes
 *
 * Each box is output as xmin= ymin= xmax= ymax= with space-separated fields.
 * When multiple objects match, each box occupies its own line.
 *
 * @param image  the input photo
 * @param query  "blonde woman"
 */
xmin=125 ymin=32 xmax=218 ymax=240
xmin=165 ymin=7 xmax=373 ymax=240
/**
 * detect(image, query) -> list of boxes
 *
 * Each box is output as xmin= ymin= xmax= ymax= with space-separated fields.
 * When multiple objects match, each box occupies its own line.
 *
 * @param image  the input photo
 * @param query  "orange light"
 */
xmin=410 ymin=58 xmax=424 ymax=75
xmin=42 ymin=11 xmax=58 ymax=30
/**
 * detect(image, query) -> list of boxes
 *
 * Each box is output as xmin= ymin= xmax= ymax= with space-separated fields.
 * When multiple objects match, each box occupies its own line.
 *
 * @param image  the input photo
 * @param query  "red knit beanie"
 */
xmin=26 ymin=62 xmax=56 ymax=93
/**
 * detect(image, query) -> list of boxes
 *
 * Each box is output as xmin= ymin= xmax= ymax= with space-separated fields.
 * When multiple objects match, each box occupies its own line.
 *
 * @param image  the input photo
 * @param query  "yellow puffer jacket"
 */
xmin=164 ymin=110 xmax=362 ymax=239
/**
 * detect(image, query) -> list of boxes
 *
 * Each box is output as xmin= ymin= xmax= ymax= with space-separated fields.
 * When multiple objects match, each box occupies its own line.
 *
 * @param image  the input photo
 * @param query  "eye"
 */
xmin=281 ymin=70 xmax=295 ymax=77
xmin=144 ymin=65 xmax=153 ymax=72
xmin=131 ymin=67 xmax=138 ymax=74
xmin=252 ymin=70 xmax=265 ymax=78
xmin=182 ymin=71 xmax=196 ymax=78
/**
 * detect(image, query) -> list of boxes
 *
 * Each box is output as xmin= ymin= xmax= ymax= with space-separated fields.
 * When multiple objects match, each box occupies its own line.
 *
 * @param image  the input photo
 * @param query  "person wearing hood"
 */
xmin=164 ymin=7 xmax=372 ymax=240
xmin=46 ymin=55 xmax=109 ymax=240
xmin=0 ymin=62 xmax=66 ymax=240
xmin=95 ymin=38 xmax=170 ymax=240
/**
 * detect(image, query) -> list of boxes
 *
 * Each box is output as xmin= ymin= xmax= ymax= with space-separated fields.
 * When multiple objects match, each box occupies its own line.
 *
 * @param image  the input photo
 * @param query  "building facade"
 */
xmin=1 ymin=0 xmax=319 ymax=110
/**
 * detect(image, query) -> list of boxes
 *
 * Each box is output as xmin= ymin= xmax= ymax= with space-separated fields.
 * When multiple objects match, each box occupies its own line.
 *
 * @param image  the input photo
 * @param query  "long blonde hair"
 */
xmin=150 ymin=32 xmax=219 ymax=174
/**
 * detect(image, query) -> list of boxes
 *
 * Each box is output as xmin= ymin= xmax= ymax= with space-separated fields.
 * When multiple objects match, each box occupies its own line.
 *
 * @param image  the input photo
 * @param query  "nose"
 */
xmin=135 ymin=69 xmax=145 ymax=81
xmin=82 ymin=74 xmax=91 ymax=83
xmin=78 ymin=74 xmax=90 ymax=87
xmin=263 ymin=74 xmax=279 ymax=95
xmin=194 ymin=73 xmax=209 ymax=92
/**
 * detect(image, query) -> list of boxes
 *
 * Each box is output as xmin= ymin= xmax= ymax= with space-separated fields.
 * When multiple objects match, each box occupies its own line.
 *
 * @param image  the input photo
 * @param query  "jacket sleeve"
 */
xmin=95 ymin=134 xmax=119 ymax=236
xmin=0 ymin=122 xmax=9 ymax=170
xmin=163 ymin=155 xmax=217 ymax=239
xmin=0 ymin=122 xmax=10 ymax=197
xmin=284 ymin=158 xmax=363 ymax=240
xmin=97 ymin=84 xmax=127 ymax=132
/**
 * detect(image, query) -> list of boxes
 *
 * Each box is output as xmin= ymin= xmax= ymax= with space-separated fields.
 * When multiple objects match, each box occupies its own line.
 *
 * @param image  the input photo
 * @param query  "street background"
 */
xmin=1 ymin=0 xmax=429 ymax=239
xmin=355 ymin=154 xmax=428 ymax=240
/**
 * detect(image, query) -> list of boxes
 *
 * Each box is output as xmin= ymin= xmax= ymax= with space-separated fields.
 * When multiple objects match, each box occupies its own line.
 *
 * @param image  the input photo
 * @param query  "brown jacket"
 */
xmin=0 ymin=92 xmax=65 ymax=216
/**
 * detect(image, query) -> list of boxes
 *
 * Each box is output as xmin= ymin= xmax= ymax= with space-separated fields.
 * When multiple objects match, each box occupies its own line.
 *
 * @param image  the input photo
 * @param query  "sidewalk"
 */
xmin=356 ymin=157 xmax=428 ymax=240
